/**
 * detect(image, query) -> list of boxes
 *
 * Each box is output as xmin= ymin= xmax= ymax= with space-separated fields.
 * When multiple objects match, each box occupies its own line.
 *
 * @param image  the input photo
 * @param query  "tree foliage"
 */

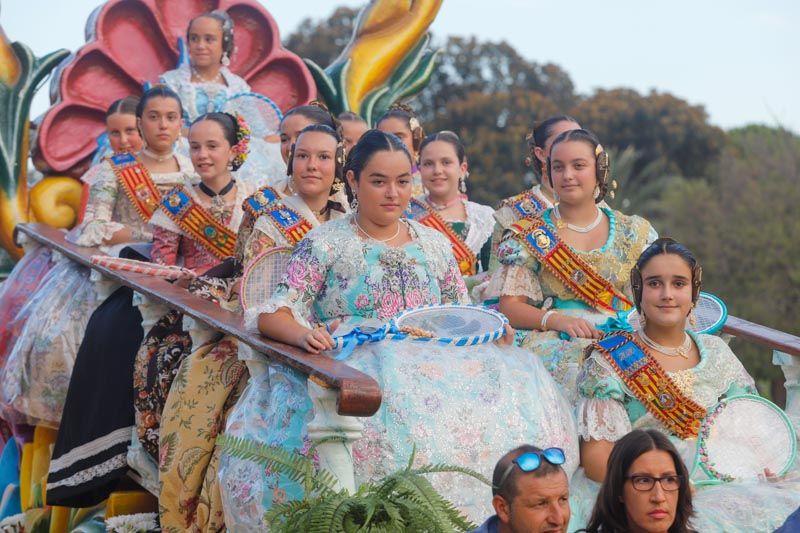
xmin=653 ymin=126 xmax=800 ymax=386
xmin=283 ymin=7 xmax=359 ymax=68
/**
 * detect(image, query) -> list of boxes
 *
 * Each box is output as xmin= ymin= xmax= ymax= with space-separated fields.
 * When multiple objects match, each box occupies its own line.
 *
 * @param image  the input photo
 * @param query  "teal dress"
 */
xmin=219 ymin=216 xmax=579 ymax=530
xmin=486 ymin=208 xmax=657 ymax=404
xmin=569 ymin=333 xmax=800 ymax=532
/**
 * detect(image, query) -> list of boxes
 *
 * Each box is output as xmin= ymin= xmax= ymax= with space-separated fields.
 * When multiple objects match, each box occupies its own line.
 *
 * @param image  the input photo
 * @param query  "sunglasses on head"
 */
xmin=494 ymin=447 xmax=566 ymax=492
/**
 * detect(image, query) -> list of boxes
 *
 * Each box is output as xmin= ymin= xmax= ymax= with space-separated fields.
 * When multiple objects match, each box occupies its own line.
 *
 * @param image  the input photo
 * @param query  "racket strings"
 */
xmin=240 ymin=251 xmax=292 ymax=311
xmin=395 ymin=307 xmax=505 ymax=338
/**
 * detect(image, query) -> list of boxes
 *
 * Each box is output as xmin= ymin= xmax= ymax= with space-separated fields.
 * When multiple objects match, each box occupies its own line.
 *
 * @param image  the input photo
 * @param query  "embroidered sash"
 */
xmin=510 ymin=217 xmax=633 ymax=314
xmin=110 ymin=153 xmax=162 ymax=222
xmin=405 ymin=198 xmax=477 ymax=276
xmin=593 ymin=332 xmax=706 ymax=439
xmin=160 ymin=187 xmax=237 ymax=259
xmin=498 ymin=188 xmax=550 ymax=222
xmin=261 ymin=201 xmax=314 ymax=245
xmin=242 ymin=186 xmax=280 ymax=219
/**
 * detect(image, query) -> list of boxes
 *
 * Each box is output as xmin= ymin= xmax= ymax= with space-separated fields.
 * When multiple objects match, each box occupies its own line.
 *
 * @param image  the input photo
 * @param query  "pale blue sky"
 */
xmin=4 ymin=0 xmax=798 ymax=132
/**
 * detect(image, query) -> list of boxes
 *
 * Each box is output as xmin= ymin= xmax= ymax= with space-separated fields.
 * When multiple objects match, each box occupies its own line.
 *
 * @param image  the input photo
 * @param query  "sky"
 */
xmin=3 ymin=0 xmax=798 ymax=132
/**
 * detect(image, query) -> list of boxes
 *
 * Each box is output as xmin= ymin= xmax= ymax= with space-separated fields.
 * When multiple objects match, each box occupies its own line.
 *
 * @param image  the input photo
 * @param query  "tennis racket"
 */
xmin=222 ymin=92 xmax=283 ymax=138
xmin=331 ymin=304 xmax=509 ymax=358
xmin=691 ymin=394 xmax=796 ymax=485
xmin=627 ymin=292 xmax=727 ymax=334
xmin=238 ymin=247 xmax=293 ymax=311
xmin=90 ymin=255 xmax=197 ymax=280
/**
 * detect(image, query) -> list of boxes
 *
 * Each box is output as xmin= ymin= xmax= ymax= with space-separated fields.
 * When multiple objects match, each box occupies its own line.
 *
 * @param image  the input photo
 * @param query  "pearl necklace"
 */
xmin=191 ymin=66 xmax=223 ymax=85
xmin=141 ymin=148 xmax=175 ymax=163
xmin=638 ymin=329 xmax=692 ymax=359
xmin=427 ymin=195 xmax=461 ymax=211
xmin=355 ymin=217 xmax=403 ymax=243
xmin=553 ymin=205 xmax=603 ymax=232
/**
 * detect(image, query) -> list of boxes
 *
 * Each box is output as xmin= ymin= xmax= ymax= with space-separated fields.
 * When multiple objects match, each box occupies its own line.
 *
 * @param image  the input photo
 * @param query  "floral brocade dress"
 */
xmin=218 ymin=216 xmax=579 ymax=530
xmin=486 ymin=207 xmax=657 ymax=404
xmin=569 ymin=333 xmax=800 ymax=532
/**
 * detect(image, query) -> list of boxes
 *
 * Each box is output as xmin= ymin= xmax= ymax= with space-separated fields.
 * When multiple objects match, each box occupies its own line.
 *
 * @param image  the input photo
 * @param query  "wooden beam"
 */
xmin=722 ymin=316 xmax=800 ymax=358
xmin=14 ymin=223 xmax=382 ymax=417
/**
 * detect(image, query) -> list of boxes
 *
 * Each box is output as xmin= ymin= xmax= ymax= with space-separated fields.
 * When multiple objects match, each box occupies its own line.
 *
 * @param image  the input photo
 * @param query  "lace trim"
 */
xmin=47 ymin=453 xmax=128 ymax=490
xmin=576 ymin=397 xmax=632 ymax=441
xmin=484 ymin=264 xmax=542 ymax=301
xmin=463 ymin=201 xmax=495 ymax=255
xmin=49 ymin=426 xmax=133 ymax=473
xmin=244 ymin=297 xmax=312 ymax=333
xmin=70 ymin=220 xmax=127 ymax=247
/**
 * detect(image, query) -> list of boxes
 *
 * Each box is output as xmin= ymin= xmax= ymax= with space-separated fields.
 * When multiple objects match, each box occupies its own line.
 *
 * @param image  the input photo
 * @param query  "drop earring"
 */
xmin=221 ymin=52 xmax=231 ymax=67
xmin=350 ymin=196 xmax=359 ymax=211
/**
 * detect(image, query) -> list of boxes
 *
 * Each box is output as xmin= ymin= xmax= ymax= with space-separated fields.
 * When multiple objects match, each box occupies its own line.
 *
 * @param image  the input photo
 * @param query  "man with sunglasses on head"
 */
xmin=471 ymin=445 xmax=571 ymax=533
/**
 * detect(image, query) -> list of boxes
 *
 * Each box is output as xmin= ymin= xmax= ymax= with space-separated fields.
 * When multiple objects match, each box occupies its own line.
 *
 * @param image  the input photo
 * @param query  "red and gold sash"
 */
xmin=405 ymin=198 xmax=477 ymax=276
xmin=256 ymin=200 xmax=313 ymax=246
xmin=592 ymin=332 xmax=706 ymax=439
xmin=159 ymin=186 xmax=237 ymax=259
xmin=497 ymin=187 xmax=551 ymax=222
xmin=510 ymin=217 xmax=633 ymax=314
xmin=110 ymin=152 xmax=162 ymax=222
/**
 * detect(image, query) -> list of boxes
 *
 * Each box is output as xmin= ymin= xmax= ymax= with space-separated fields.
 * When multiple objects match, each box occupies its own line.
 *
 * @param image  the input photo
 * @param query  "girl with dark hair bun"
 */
xmin=12 ymin=87 xmax=192 ymax=508
xmin=571 ymin=239 xmax=800 ymax=531
xmin=220 ymin=129 xmax=579 ymax=529
xmin=412 ymin=131 xmax=495 ymax=275
xmin=376 ymin=103 xmax=426 ymax=196
xmin=148 ymin=111 xmax=258 ymax=271
xmin=160 ymin=10 xmax=288 ymax=189
xmin=487 ymin=128 xmax=658 ymax=405
xmin=488 ymin=116 xmax=581 ymax=273
xmin=161 ymin=10 xmax=248 ymax=124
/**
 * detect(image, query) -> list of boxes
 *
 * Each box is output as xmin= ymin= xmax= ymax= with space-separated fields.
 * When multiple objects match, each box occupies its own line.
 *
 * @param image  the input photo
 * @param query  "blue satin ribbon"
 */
xmin=333 ymin=324 xmax=403 ymax=360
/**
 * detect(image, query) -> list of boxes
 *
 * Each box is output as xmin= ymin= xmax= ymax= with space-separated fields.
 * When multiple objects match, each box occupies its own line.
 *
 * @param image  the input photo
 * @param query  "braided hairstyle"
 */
xmin=187 ymin=10 xmax=235 ymax=60
xmin=630 ymin=237 xmax=703 ymax=313
xmin=547 ymin=128 xmax=610 ymax=204
xmin=376 ymin=102 xmax=425 ymax=155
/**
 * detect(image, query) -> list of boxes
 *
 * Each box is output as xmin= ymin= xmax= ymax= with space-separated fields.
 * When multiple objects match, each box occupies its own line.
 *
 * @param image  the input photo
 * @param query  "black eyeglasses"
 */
xmin=494 ymin=448 xmax=566 ymax=491
xmin=626 ymin=475 xmax=682 ymax=492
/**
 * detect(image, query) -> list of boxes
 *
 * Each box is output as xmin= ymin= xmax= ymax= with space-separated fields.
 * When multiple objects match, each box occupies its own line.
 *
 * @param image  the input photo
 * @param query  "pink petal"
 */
xmin=247 ymin=54 xmax=315 ymax=112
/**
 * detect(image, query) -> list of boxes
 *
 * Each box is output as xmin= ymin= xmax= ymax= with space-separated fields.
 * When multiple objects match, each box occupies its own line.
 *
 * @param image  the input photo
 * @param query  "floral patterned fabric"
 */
xmin=568 ymin=334 xmax=800 ymax=532
xmin=68 ymin=154 xmax=192 ymax=248
xmin=485 ymin=208 xmax=657 ymax=404
xmin=218 ymin=216 xmax=580 ymax=529
xmin=158 ymin=336 xmax=248 ymax=533
xmin=0 ymin=260 xmax=98 ymax=427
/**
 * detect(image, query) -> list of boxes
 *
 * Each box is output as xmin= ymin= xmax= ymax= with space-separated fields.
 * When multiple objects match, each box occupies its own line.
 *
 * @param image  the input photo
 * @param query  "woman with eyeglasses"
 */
xmin=572 ymin=239 xmax=800 ymax=531
xmin=579 ymin=430 xmax=695 ymax=533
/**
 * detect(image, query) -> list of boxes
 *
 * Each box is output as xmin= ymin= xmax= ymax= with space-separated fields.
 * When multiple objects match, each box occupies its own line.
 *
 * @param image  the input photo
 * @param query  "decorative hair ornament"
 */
xmin=409 ymin=116 xmax=421 ymax=131
xmin=230 ymin=113 xmax=251 ymax=170
xmin=595 ymin=143 xmax=610 ymax=182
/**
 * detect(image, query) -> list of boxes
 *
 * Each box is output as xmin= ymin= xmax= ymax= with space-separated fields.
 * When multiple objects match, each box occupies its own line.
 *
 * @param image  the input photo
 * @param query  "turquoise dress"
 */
xmin=486 ymin=207 xmax=657 ymax=404
xmin=219 ymin=216 xmax=579 ymax=530
xmin=569 ymin=332 xmax=800 ymax=532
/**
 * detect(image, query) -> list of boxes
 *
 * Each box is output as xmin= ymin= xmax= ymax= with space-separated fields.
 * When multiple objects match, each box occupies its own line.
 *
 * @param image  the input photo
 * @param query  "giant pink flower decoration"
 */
xmin=33 ymin=0 xmax=315 ymax=178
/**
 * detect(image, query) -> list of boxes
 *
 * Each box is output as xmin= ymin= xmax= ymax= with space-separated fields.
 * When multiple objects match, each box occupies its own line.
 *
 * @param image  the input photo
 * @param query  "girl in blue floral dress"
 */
xmin=218 ymin=130 xmax=579 ymax=530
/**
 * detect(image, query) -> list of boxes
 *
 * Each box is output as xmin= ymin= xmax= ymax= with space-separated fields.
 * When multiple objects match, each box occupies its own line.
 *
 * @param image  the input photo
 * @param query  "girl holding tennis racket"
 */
xmin=570 ymin=239 xmax=800 ymax=531
xmin=487 ymin=129 xmax=658 ymax=404
xmin=218 ymin=129 xmax=580 ymax=529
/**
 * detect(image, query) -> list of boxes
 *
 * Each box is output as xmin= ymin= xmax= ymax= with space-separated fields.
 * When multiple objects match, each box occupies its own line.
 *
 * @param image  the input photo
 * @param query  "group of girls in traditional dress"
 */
xmin=0 ymin=7 xmax=797 ymax=533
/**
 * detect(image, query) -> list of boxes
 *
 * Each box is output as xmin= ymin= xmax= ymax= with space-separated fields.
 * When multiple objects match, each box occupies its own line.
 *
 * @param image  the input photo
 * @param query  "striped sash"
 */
xmin=110 ymin=153 xmax=161 ymax=222
xmin=159 ymin=187 xmax=237 ymax=259
xmin=405 ymin=198 xmax=477 ymax=276
xmin=511 ymin=217 xmax=633 ymax=314
xmin=593 ymin=332 xmax=706 ymax=439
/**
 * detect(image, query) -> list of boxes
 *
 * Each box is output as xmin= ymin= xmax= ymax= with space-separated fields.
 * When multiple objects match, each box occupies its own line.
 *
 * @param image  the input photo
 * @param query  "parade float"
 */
xmin=1 ymin=0 xmax=799 ymax=532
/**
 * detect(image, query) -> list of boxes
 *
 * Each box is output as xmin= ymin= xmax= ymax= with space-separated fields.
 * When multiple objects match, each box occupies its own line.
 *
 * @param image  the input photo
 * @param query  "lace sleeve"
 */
xmin=150 ymin=226 xmax=181 ymax=266
xmin=576 ymin=352 xmax=632 ymax=441
xmin=243 ymin=236 xmax=329 ymax=332
xmin=70 ymin=162 xmax=127 ymax=247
